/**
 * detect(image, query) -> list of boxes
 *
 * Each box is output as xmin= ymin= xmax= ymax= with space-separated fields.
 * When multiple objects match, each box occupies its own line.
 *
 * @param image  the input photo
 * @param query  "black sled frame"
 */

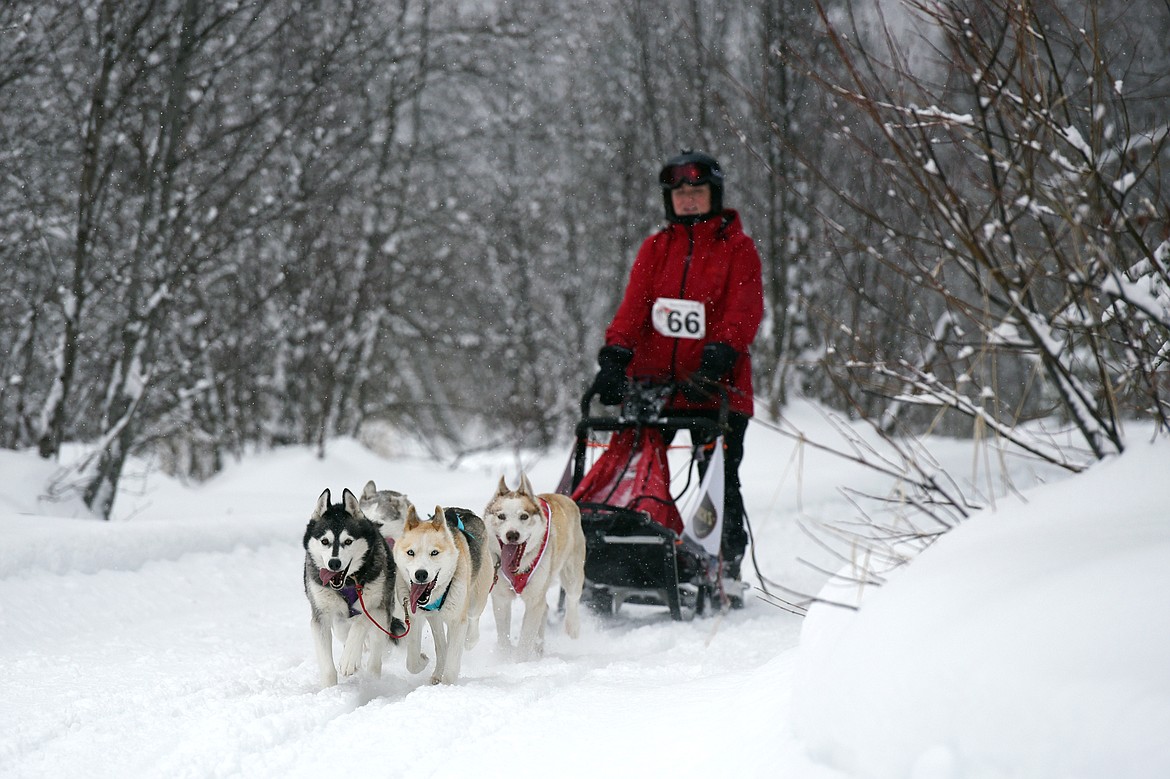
xmin=570 ymin=382 xmax=727 ymax=621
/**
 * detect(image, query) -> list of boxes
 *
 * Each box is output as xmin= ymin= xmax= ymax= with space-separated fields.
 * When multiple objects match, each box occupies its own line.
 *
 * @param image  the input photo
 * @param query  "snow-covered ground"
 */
xmin=1 ymin=400 xmax=1167 ymax=778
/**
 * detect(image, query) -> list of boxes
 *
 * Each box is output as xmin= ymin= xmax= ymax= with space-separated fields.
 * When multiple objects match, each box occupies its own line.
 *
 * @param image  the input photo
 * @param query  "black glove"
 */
xmin=588 ymin=345 xmax=633 ymax=405
xmin=681 ymin=343 xmax=737 ymax=402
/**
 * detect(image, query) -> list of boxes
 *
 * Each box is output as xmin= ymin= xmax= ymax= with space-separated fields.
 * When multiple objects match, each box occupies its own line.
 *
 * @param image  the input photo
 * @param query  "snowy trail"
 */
xmin=6 ymin=413 xmax=1170 ymax=777
xmin=1 ymin=528 xmax=835 ymax=779
xmin=0 ymin=410 xmax=872 ymax=778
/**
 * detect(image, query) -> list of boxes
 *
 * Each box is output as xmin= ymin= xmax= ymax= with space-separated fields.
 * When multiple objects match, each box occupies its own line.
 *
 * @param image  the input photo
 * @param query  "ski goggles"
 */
xmin=659 ymin=161 xmax=715 ymax=189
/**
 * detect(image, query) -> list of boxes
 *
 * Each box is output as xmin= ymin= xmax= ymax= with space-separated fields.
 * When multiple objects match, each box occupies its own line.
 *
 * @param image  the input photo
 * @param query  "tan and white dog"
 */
xmin=393 ymin=505 xmax=495 ymax=684
xmin=484 ymin=474 xmax=586 ymax=659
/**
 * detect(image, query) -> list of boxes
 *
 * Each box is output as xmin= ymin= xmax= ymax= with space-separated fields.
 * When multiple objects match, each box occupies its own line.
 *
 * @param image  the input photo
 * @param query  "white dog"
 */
xmin=484 ymin=474 xmax=586 ymax=658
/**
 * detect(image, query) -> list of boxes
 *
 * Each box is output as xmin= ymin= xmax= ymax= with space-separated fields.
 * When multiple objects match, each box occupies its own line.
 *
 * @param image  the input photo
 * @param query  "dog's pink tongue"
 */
xmin=408 ymin=581 xmax=432 ymax=613
xmin=319 ymin=568 xmax=340 ymax=586
xmin=502 ymin=543 xmax=524 ymax=572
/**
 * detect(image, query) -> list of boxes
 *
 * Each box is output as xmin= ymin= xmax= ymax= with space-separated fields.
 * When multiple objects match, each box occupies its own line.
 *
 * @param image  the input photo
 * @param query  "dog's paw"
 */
xmin=516 ymin=642 xmax=545 ymax=662
xmin=406 ymin=652 xmax=429 ymax=674
xmin=320 ymin=669 xmax=339 ymax=688
xmin=338 ymin=647 xmax=363 ymax=677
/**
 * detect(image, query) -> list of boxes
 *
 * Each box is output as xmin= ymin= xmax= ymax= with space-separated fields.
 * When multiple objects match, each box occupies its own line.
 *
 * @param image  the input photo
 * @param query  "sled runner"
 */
xmin=568 ymin=381 xmax=729 ymax=620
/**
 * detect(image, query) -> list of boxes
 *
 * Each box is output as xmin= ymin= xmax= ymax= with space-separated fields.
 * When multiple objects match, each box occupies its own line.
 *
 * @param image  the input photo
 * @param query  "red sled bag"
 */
xmin=570 ymin=428 xmax=683 ymax=535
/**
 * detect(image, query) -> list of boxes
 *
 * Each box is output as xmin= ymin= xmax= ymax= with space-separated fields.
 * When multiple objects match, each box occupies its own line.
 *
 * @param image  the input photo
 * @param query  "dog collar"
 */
xmin=500 ymin=499 xmax=553 ymax=595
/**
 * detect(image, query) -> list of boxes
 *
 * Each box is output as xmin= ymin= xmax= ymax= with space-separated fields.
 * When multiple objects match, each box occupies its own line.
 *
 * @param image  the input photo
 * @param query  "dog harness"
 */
xmin=319 ymin=567 xmax=362 ymax=617
xmin=340 ymin=584 xmax=361 ymax=617
xmin=452 ymin=514 xmax=476 ymax=542
xmin=499 ymin=498 xmax=553 ymax=595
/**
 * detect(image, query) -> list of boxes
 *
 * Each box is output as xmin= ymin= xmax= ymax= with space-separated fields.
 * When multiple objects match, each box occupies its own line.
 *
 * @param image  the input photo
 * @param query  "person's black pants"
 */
xmin=663 ymin=411 xmax=749 ymax=572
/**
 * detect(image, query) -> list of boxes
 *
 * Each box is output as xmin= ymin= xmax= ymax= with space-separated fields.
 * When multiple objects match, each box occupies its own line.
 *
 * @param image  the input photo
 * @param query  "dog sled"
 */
xmin=567 ymin=380 xmax=732 ymax=621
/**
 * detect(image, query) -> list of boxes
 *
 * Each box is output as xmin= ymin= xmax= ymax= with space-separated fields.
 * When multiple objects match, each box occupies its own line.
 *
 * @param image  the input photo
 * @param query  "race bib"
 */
xmin=651 ymin=298 xmax=706 ymax=340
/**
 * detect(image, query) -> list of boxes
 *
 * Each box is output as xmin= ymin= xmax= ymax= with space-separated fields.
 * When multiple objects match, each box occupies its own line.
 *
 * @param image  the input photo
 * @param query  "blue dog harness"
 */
xmin=452 ymin=515 xmax=476 ymax=542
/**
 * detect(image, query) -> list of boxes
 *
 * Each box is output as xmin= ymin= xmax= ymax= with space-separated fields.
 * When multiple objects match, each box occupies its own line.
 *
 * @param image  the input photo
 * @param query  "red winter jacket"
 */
xmin=604 ymin=210 xmax=764 ymax=417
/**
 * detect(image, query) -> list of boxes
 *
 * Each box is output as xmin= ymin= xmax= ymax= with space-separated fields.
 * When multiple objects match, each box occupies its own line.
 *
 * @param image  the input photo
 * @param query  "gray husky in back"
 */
xmin=303 ymin=487 xmax=401 ymax=687
xmin=358 ymin=479 xmax=413 ymax=543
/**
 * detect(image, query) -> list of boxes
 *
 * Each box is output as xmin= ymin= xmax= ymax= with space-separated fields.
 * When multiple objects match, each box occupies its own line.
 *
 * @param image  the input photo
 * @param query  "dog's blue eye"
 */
xmin=430 ymin=550 xmax=439 ymax=556
xmin=406 ymin=550 xmax=414 ymax=556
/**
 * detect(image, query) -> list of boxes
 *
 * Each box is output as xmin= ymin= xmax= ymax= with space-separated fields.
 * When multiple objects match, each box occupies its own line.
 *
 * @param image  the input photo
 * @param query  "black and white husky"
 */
xmin=303 ymin=488 xmax=401 ymax=687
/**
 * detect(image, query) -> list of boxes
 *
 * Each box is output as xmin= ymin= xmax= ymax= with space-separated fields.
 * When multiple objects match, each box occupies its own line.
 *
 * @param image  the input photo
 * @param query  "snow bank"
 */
xmin=793 ymin=439 xmax=1170 ymax=778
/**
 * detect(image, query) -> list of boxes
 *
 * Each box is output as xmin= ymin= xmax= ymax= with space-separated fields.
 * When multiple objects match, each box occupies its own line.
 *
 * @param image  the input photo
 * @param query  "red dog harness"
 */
xmin=499 ymin=498 xmax=553 ymax=595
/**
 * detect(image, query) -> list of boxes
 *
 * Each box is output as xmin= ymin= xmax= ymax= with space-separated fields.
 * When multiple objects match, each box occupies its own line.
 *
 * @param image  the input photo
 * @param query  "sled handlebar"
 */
xmin=572 ymin=381 xmax=730 ymax=495
xmin=578 ymin=380 xmax=729 ymax=435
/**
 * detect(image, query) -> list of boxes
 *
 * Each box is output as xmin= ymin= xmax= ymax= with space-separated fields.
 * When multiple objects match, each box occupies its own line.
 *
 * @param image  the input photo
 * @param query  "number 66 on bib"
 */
xmin=651 ymin=297 xmax=706 ymax=340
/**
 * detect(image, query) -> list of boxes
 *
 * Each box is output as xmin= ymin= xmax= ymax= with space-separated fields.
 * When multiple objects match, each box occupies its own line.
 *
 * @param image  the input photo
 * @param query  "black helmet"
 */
xmin=659 ymin=149 xmax=723 ymax=223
